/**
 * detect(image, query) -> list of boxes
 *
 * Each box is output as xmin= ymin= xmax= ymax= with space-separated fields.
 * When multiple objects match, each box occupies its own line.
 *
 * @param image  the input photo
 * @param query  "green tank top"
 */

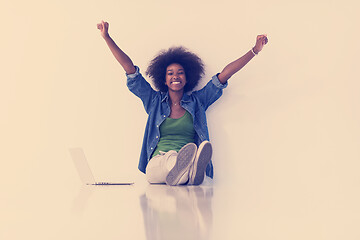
xmin=152 ymin=110 xmax=195 ymax=157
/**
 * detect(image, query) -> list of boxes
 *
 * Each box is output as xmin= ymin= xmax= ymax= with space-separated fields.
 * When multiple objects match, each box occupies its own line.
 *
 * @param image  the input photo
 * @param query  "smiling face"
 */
xmin=165 ymin=63 xmax=187 ymax=92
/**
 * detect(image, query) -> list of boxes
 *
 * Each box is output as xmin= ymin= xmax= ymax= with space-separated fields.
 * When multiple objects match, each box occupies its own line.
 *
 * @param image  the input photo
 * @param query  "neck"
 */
xmin=168 ymin=89 xmax=183 ymax=105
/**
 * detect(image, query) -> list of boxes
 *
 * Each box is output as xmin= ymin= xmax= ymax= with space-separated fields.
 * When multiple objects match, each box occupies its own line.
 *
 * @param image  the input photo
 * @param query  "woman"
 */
xmin=97 ymin=21 xmax=268 ymax=186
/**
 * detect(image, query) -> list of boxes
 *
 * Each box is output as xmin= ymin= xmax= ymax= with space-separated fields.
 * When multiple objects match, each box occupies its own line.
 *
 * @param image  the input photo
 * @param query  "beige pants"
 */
xmin=146 ymin=150 xmax=189 ymax=184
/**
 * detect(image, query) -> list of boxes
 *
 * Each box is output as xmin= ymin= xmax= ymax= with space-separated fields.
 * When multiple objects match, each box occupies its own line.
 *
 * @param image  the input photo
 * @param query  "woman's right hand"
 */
xmin=97 ymin=20 xmax=109 ymax=39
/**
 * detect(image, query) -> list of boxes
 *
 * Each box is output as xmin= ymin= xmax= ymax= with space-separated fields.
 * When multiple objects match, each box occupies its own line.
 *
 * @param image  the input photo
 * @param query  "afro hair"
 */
xmin=146 ymin=46 xmax=205 ymax=92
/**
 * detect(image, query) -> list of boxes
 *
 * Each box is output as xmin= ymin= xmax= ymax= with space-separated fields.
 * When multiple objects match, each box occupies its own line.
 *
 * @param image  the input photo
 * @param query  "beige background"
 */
xmin=1 ymin=0 xmax=360 ymax=239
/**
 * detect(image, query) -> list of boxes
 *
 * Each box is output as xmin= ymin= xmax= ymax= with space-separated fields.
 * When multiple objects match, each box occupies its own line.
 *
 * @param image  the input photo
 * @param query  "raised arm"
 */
xmin=97 ymin=21 xmax=136 ymax=74
xmin=217 ymin=34 xmax=268 ymax=84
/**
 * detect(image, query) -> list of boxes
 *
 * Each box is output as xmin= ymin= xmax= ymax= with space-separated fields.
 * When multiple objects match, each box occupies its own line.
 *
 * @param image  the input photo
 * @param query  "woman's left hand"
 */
xmin=253 ymin=34 xmax=268 ymax=54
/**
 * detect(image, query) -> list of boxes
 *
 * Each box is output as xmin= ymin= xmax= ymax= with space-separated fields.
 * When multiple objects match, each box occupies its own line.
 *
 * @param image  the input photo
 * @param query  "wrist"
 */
xmin=251 ymin=47 xmax=258 ymax=56
xmin=102 ymin=33 xmax=111 ymax=40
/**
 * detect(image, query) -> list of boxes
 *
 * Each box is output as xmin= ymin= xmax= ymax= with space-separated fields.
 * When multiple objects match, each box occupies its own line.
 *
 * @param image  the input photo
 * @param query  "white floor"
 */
xmin=2 ymin=177 xmax=218 ymax=240
xmin=2 ymin=171 xmax=360 ymax=240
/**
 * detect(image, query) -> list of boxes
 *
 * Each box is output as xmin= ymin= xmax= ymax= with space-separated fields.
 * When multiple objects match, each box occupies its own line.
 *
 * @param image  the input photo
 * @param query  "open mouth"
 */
xmin=171 ymin=81 xmax=181 ymax=85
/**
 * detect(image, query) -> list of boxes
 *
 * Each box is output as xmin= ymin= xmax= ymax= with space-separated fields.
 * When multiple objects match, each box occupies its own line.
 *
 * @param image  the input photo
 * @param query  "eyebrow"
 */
xmin=167 ymin=68 xmax=184 ymax=72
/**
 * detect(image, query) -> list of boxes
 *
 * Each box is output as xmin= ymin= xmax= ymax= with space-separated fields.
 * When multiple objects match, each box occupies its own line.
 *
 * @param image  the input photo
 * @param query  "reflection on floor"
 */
xmin=140 ymin=184 xmax=213 ymax=240
xmin=67 ymin=179 xmax=215 ymax=240
xmin=5 ymin=173 xmax=359 ymax=240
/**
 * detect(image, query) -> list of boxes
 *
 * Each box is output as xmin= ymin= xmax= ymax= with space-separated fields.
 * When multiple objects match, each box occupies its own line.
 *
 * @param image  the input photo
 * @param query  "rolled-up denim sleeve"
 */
xmin=211 ymin=73 xmax=228 ymax=89
xmin=126 ymin=66 xmax=157 ymax=114
xmin=192 ymin=73 xmax=228 ymax=110
xmin=126 ymin=65 xmax=141 ymax=79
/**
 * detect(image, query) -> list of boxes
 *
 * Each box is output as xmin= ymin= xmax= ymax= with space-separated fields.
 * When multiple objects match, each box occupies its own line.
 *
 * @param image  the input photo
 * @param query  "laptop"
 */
xmin=69 ymin=148 xmax=134 ymax=185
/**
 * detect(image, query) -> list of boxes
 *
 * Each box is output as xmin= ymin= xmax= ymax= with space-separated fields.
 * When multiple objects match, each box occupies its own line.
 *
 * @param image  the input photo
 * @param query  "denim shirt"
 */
xmin=126 ymin=66 xmax=227 ymax=178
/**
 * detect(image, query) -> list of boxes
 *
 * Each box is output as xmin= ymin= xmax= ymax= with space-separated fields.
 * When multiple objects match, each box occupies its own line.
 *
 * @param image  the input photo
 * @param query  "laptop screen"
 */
xmin=69 ymin=148 xmax=96 ymax=184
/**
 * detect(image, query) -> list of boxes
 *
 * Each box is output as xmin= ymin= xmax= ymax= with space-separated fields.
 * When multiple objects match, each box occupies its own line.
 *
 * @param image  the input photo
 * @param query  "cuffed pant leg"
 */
xmin=146 ymin=151 xmax=177 ymax=184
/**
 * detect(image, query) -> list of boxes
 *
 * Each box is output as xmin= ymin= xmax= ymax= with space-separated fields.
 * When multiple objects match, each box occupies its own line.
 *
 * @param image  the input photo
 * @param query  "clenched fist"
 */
xmin=253 ymin=34 xmax=268 ymax=54
xmin=97 ymin=20 xmax=109 ymax=39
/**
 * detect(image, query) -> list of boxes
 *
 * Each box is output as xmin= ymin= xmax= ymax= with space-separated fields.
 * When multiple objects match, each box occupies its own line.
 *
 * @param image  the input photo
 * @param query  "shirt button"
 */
xmin=156 ymin=136 xmax=159 ymax=138
xmin=151 ymin=147 xmax=153 ymax=150
xmin=156 ymin=125 xmax=159 ymax=128
xmin=163 ymin=115 xmax=166 ymax=118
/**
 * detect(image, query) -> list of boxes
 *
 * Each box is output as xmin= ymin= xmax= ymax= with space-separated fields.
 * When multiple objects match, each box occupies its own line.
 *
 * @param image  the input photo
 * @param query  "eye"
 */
xmin=168 ymin=72 xmax=173 ymax=75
